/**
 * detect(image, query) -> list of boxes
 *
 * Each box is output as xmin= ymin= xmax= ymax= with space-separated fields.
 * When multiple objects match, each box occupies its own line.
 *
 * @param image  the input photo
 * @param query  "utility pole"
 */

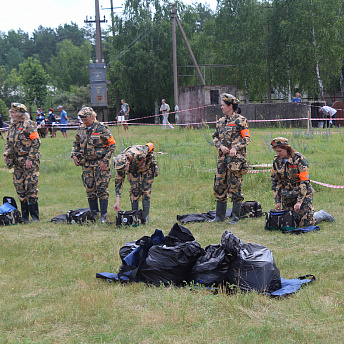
xmin=85 ymin=0 xmax=108 ymax=121
xmin=265 ymin=4 xmax=272 ymax=103
xmin=85 ymin=0 xmax=107 ymax=63
xmin=171 ymin=3 xmax=206 ymax=123
xmin=171 ymin=4 xmax=179 ymax=118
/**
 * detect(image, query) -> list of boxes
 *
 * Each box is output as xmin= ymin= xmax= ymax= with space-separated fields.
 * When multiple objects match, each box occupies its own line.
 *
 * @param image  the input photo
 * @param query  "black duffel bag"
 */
xmin=116 ymin=210 xmax=146 ymax=227
xmin=265 ymin=209 xmax=298 ymax=231
xmin=66 ymin=208 xmax=95 ymax=224
xmin=0 ymin=196 xmax=22 ymax=226
xmin=240 ymin=201 xmax=263 ymax=218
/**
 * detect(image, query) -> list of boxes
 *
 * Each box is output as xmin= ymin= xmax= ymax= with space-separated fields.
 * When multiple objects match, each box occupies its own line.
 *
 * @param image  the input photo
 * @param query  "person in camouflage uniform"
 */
xmin=71 ymin=107 xmax=116 ymax=223
xmin=271 ymin=137 xmax=335 ymax=227
xmin=3 ymin=103 xmax=41 ymax=222
xmin=113 ymin=143 xmax=158 ymax=221
xmin=212 ymin=93 xmax=251 ymax=224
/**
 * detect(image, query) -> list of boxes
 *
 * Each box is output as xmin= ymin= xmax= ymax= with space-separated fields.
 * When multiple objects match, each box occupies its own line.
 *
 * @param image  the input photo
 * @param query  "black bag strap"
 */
xmin=298 ymin=274 xmax=316 ymax=283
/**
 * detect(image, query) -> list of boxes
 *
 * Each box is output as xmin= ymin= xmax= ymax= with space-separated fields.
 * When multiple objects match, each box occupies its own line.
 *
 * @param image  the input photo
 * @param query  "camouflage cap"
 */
xmin=11 ymin=102 xmax=27 ymax=113
xmin=271 ymin=137 xmax=289 ymax=147
xmin=222 ymin=93 xmax=240 ymax=105
xmin=113 ymin=154 xmax=128 ymax=170
xmin=78 ymin=107 xmax=97 ymax=119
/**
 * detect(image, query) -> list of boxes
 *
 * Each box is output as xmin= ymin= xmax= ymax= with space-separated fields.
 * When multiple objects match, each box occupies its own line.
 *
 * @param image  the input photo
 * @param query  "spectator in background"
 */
xmin=46 ymin=108 xmax=57 ymax=138
xmin=35 ymin=108 xmax=46 ymax=138
xmin=119 ymin=99 xmax=130 ymax=131
xmin=319 ymin=106 xmax=337 ymax=128
xmin=57 ymin=105 xmax=68 ymax=138
xmin=0 ymin=113 xmax=4 ymax=138
xmin=160 ymin=99 xmax=174 ymax=129
xmin=292 ymin=92 xmax=302 ymax=103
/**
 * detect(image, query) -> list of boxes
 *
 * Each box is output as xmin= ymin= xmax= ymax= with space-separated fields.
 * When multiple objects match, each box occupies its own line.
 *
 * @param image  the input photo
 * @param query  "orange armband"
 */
xmin=146 ymin=142 xmax=154 ymax=152
xmin=298 ymin=171 xmax=309 ymax=181
xmin=240 ymin=129 xmax=250 ymax=138
xmin=29 ymin=132 xmax=40 ymax=140
xmin=103 ymin=136 xmax=116 ymax=147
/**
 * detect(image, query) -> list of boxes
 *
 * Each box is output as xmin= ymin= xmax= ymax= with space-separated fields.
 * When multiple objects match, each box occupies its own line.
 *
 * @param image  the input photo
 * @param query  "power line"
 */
xmin=107 ymin=20 xmax=163 ymax=65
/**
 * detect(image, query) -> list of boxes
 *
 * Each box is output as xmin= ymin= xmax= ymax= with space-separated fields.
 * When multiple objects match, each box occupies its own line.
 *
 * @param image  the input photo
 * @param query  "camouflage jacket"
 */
xmin=71 ymin=120 xmax=116 ymax=166
xmin=3 ymin=120 xmax=41 ymax=167
xmin=212 ymin=113 xmax=251 ymax=160
xmin=115 ymin=144 xmax=158 ymax=197
xmin=271 ymin=151 xmax=314 ymax=205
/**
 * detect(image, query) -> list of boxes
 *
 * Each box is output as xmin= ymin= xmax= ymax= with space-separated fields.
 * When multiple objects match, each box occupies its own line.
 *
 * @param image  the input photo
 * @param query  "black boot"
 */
xmin=99 ymin=199 xmax=108 ymax=223
xmin=142 ymin=200 xmax=150 ymax=222
xmin=20 ymin=201 xmax=29 ymax=223
xmin=228 ymin=202 xmax=241 ymax=225
xmin=210 ymin=201 xmax=227 ymax=222
xmin=88 ymin=198 xmax=99 ymax=218
xmin=28 ymin=199 xmax=39 ymax=222
xmin=131 ymin=200 xmax=139 ymax=211
xmin=314 ymin=209 xmax=335 ymax=224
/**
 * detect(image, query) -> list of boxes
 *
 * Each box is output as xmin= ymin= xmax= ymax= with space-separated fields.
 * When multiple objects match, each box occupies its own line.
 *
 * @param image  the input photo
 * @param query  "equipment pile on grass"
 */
xmin=97 ymin=223 xmax=286 ymax=294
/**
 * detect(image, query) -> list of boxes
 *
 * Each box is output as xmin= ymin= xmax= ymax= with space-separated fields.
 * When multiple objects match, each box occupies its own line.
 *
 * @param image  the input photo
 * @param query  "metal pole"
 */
xmin=110 ymin=0 xmax=116 ymax=49
xmin=95 ymin=0 xmax=103 ymax=62
xmin=171 ymin=4 xmax=179 ymax=117
xmin=175 ymin=16 xmax=206 ymax=86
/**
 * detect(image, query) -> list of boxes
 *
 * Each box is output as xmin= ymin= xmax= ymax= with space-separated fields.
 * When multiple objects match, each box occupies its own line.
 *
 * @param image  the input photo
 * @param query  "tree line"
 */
xmin=1 ymin=0 xmax=343 ymax=120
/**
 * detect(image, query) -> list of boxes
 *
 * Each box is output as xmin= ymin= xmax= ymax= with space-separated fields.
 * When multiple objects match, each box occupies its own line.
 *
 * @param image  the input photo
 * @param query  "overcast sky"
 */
xmin=0 ymin=0 xmax=217 ymax=35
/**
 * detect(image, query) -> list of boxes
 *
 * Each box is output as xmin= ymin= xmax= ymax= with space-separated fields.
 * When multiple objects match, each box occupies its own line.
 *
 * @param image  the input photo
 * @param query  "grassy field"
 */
xmin=0 ymin=124 xmax=343 ymax=343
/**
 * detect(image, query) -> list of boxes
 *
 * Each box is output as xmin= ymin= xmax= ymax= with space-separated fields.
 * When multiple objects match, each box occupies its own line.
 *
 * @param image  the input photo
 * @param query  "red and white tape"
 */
xmin=247 ymin=169 xmax=343 ymax=189
xmin=309 ymin=180 xmax=344 ymax=189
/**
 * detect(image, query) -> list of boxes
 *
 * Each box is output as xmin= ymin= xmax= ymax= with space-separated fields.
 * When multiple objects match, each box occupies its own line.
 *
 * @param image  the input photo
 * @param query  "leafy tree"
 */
xmin=32 ymin=26 xmax=58 ymax=65
xmin=270 ymin=0 xmax=344 ymax=100
xmin=0 ymin=30 xmax=34 ymax=71
xmin=214 ymin=0 xmax=267 ymax=102
xmin=47 ymin=39 xmax=92 ymax=91
xmin=0 ymin=66 xmax=24 ymax=105
xmin=56 ymin=23 xmax=87 ymax=46
xmin=0 ymin=98 xmax=8 ymax=121
xmin=18 ymin=57 xmax=48 ymax=106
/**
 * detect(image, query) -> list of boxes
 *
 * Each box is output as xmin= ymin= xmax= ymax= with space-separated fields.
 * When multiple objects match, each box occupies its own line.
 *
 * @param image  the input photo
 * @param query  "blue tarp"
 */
xmin=95 ymin=273 xmax=315 ymax=298
xmin=0 ymin=202 xmax=16 ymax=214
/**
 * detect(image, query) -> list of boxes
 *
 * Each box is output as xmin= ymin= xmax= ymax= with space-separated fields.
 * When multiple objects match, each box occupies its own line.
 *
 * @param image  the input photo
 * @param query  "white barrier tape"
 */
xmin=247 ymin=169 xmax=344 ymax=189
xmin=1 ymin=116 xmax=343 ymax=132
xmin=310 ymin=180 xmax=344 ymax=189
xmin=247 ymin=169 xmax=272 ymax=173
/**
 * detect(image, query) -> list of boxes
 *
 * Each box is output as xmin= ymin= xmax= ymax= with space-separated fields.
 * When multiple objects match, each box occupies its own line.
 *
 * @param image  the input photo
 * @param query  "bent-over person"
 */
xmin=113 ymin=143 xmax=158 ymax=222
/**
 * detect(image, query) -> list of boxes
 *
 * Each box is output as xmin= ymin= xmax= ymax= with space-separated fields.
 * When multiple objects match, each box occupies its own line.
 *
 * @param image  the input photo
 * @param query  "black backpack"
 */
xmin=240 ymin=201 xmax=263 ymax=218
xmin=0 ymin=196 xmax=22 ymax=226
xmin=116 ymin=210 xmax=146 ymax=227
xmin=66 ymin=208 xmax=95 ymax=224
xmin=265 ymin=210 xmax=298 ymax=231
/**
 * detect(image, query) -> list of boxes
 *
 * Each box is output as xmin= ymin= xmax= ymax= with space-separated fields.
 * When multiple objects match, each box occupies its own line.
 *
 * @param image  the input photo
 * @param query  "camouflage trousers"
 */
xmin=282 ymin=195 xmax=315 ymax=227
xmin=214 ymin=158 xmax=248 ymax=203
xmin=13 ymin=162 xmax=40 ymax=202
xmin=127 ymin=168 xmax=155 ymax=202
xmin=82 ymin=164 xmax=111 ymax=200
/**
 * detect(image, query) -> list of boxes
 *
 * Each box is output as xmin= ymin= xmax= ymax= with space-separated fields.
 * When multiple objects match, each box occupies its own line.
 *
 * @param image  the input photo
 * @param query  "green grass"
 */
xmin=0 ymin=125 xmax=343 ymax=343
